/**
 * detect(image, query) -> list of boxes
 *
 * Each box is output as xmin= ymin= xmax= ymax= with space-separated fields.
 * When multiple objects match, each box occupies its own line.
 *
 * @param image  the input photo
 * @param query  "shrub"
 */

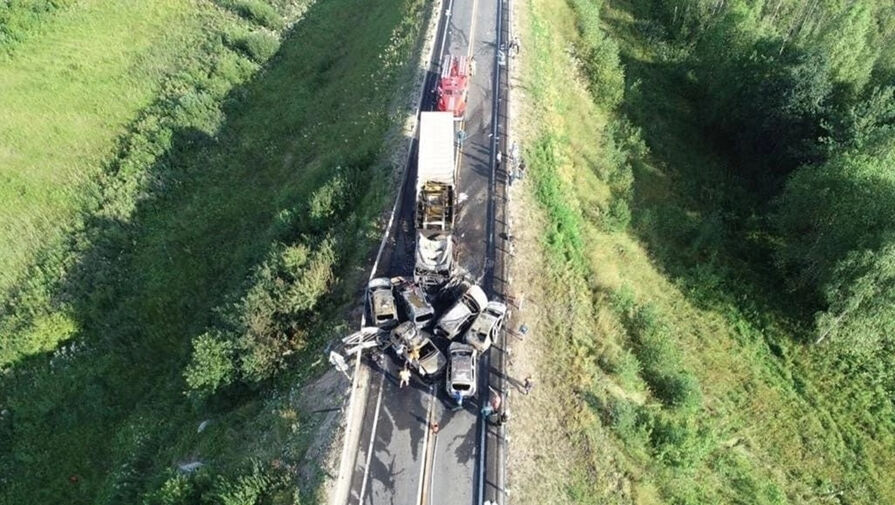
xmin=143 ymin=473 xmax=203 ymax=505
xmin=232 ymin=31 xmax=280 ymax=63
xmin=569 ymin=0 xmax=625 ymax=108
xmin=608 ymin=396 xmax=648 ymax=444
xmin=211 ymin=462 xmax=275 ymax=505
xmin=648 ymin=411 xmax=711 ymax=468
xmin=598 ymin=346 xmax=643 ymax=391
xmin=0 ymin=0 xmax=77 ymax=51
xmin=308 ymin=172 xmax=349 ymax=230
xmin=184 ymin=332 xmax=237 ymax=394
xmin=186 ymin=236 xmax=339 ymax=388
xmin=604 ymin=197 xmax=631 ymax=231
xmin=612 ymin=301 xmax=705 ymax=411
xmin=283 ymin=237 xmax=337 ymax=314
xmin=649 ymin=369 xmax=702 ymax=413
xmin=221 ymin=0 xmax=284 ymax=30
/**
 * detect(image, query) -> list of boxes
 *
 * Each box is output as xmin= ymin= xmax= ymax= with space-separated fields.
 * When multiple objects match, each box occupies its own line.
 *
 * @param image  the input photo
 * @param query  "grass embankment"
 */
xmin=0 ymin=0 xmax=429 ymax=503
xmin=0 ymin=0 xmax=291 ymax=364
xmin=511 ymin=0 xmax=895 ymax=503
xmin=1 ymin=0 xmax=213 ymax=305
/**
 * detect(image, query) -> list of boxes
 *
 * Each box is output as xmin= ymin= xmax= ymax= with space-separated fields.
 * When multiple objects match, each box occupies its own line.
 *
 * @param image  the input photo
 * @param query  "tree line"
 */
xmin=648 ymin=0 xmax=895 ymax=356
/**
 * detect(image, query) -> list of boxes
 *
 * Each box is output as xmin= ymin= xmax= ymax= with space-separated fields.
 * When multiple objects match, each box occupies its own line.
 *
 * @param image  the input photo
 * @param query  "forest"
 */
xmin=656 ymin=0 xmax=895 ymax=354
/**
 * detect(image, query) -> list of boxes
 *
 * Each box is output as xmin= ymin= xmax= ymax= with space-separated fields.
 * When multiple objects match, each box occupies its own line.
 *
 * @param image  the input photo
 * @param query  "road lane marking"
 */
xmin=416 ymin=385 xmax=437 ymax=505
xmin=468 ymin=0 xmax=479 ymax=60
xmin=357 ymin=370 xmax=387 ymax=504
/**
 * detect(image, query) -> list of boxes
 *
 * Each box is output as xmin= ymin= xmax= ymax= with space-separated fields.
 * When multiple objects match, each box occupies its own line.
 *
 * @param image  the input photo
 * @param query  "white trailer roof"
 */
xmin=417 ymin=111 xmax=455 ymax=191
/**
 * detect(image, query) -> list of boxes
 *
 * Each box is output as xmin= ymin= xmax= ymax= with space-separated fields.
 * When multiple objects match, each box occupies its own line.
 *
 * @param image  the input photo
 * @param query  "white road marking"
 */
xmin=416 ymin=385 xmax=437 ymax=505
xmin=357 ymin=370 xmax=386 ymax=504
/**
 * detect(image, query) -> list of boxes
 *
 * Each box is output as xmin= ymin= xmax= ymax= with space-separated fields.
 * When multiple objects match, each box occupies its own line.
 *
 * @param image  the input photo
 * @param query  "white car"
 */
xmin=367 ymin=277 xmax=399 ymax=328
xmin=446 ymin=342 xmax=477 ymax=401
xmin=434 ymin=284 xmax=488 ymax=340
xmin=464 ymin=301 xmax=507 ymax=352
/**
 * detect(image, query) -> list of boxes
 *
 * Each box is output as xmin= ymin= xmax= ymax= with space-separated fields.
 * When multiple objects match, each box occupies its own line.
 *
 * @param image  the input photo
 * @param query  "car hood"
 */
xmin=419 ymin=350 xmax=447 ymax=376
xmin=416 ymin=233 xmax=452 ymax=270
xmin=438 ymin=305 xmax=473 ymax=333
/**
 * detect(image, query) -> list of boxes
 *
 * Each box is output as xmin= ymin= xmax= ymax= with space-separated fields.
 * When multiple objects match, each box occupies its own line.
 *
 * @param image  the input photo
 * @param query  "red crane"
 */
xmin=436 ymin=54 xmax=469 ymax=119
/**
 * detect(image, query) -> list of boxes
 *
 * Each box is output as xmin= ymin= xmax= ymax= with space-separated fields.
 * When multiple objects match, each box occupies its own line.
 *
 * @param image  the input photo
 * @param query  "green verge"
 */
xmin=0 ymin=0 xmax=429 ymax=502
xmin=518 ymin=0 xmax=895 ymax=503
xmin=0 ymin=0 xmax=290 ymax=363
xmin=1 ymin=0 xmax=217 ymax=305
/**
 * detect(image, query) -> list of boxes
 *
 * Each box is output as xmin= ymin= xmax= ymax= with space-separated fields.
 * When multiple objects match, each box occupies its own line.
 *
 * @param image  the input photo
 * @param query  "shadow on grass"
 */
xmin=604 ymin=2 xmax=815 ymax=345
xmin=0 ymin=0 xmax=426 ymax=502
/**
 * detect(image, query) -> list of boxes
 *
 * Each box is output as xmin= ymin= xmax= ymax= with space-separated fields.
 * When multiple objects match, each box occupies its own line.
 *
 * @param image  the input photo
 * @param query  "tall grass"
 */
xmin=0 ymin=0 xmax=252 ymax=361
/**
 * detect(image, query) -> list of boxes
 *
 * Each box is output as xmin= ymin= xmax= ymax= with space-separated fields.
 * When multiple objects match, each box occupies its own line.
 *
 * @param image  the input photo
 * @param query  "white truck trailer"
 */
xmin=414 ymin=111 xmax=456 ymax=289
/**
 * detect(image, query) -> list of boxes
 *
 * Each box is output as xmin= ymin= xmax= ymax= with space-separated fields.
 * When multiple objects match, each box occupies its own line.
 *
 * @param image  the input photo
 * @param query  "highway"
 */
xmin=342 ymin=0 xmax=508 ymax=502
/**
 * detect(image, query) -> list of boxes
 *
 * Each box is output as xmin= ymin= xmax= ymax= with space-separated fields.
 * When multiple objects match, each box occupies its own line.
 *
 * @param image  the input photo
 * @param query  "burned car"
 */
xmin=463 ymin=301 xmax=507 ymax=352
xmin=389 ymin=321 xmax=420 ymax=358
xmin=367 ymin=277 xmax=399 ymax=328
xmin=446 ymin=342 xmax=477 ymax=401
xmin=414 ymin=232 xmax=454 ymax=290
xmin=396 ymin=279 xmax=436 ymax=328
xmin=388 ymin=322 xmax=445 ymax=377
xmin=434 ymin=284 xmax=488 ymax=340
xmin=415 ymin=334 xmax=447 ymax=377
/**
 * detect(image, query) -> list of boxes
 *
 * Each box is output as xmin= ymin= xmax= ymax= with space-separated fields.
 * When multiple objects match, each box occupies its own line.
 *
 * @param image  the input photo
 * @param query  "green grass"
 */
xmin=0 ymin=0 xmax=221 ymax=301
xmin=0 ymin=0 xmax=430 ymax=502
xmin=514 ymin=0 xmax=895 ymax=503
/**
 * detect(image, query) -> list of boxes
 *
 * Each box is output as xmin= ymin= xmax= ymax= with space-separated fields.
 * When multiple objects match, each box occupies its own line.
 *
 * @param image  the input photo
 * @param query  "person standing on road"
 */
xmin=399 ymin=366 xmax=411 ymax=388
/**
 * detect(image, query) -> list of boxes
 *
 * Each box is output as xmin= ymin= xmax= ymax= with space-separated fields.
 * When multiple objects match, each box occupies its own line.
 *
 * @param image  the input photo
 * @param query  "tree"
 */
xmin=775 ymin=133 xmax=895 ymax=291
xmin=815 ymin=241 xmax=895 ymax=351
xmin=184 ymin=332 xmax=236 ymax=394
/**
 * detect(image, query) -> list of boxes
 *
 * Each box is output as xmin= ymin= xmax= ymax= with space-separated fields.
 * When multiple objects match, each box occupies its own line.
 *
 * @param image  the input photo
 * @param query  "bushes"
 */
xmin=230 ymin=31 xmax=280 ymax=63
xmin=184 ymin=237 xmax=338 ymax=394
xmin=648 ymin=410 xmax=711 ymax=468
xmin=211 ymin=462 xmax=278 ymax=505
xmin=568 ymin=0 xmax=624 ymax=109
xmin=0 ymin=0 xmax=76 ymax=50
xmin=220 ymin=0 xmax=284 ymax=30
xmin=614 ymin=299 xmax=703 ymax=412
xmin=184 ymin=332 xmax=236 ymax=393
xmin=307 ymin=170 xmax=351 ymax=231
xmin=143 ymin=462 xmax=287 ymax=505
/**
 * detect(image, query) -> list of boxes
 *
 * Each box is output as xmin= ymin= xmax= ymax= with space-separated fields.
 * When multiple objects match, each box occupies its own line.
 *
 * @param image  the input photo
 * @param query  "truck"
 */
xmin=436 ymin=54 xmax=469 ymax=119
xmin=414 ymin=111 xmax=456 ymax=289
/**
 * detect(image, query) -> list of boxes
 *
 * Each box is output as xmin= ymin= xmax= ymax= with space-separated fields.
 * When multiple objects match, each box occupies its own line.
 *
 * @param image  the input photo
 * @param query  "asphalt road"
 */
xmin=344 ymin=0 xmax=503 ymax=501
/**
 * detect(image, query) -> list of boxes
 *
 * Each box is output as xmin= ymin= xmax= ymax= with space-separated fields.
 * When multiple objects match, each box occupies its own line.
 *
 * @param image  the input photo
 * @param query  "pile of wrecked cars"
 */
xmin=363 ymin=276 xmax=507 ymax=402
